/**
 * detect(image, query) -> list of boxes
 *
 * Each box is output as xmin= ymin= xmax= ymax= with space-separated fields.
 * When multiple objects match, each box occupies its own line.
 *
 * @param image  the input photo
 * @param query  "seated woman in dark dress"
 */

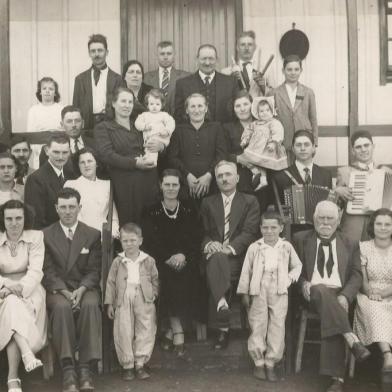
xmin=142 ymin=169 xmax=202 ymax=356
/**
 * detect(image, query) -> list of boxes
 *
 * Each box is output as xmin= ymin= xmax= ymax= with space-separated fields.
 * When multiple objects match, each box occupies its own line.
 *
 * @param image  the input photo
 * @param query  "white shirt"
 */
xmin=262 ymin=238 xmax=283 ymax=272
xmin=159 ymin=66 xmax=172 ymax=88
xmin=59 ymin=221 xmax=78 ymax=240
xmin=26 ymin=102 xmax=63 ymax=133
xmin=311 ymin=238 xmax=342 ymax=288
xmin=120 ymin=251 xmax=148 ymax=284
xmin=91 ymin=66 xmax=108 ymax=114
xmin=295 ymin=160 xmax=314 ymax=183
xmin=48 ymin=160 xmax=64 ymax=178
xmin=199 ymin=70 xmax=215 ymax=84
xmin=356 ymin=161 xmax=374 ymax=171
xmin=285 ymin=83 xmax=298 ymax=109
xmin=70 ymin=137 xmax=85 ymax=154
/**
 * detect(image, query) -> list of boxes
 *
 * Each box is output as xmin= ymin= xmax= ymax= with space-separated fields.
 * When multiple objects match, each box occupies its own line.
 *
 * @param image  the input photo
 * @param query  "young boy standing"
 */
xmin=105 ymin=223 xmax=159 ymax=381
xmin=237 ymin=211 xmax=302 ymax=382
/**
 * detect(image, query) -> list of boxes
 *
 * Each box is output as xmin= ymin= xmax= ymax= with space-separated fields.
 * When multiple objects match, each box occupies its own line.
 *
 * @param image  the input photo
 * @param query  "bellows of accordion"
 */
xmin=284 ymin=185 xmax=337 ymax=225
xmin=346 ymin=169 xmax=392 ymax=215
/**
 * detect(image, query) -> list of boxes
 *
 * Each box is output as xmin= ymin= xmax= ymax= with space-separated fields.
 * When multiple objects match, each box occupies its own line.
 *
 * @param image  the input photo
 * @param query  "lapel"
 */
xmin=106 ymin=68 xmax=115 ymax=91
xmin=304 ymin=231 xmax=318 ymax=280
xmin=66 ymin=223 xmax=87 ymax=273
xmin=211 ymin=194 xmax=224 ymax=240
xmin=335 ymin=233 xmax=348 ymax=284
xmin=278 ymin=83 xmax=293 ymax=112
xmin=52 ymin=223 xmax=71 ymax=267
xmin=288 ymin=164 xmax=305 ymax=184
xmin=293 ymin=83 xmax=305 ymax=112
xmin=168 ymin=68 xmax=177 ymax=95
xmin=228 ymin=193 xmax=242 ymax=238
xmin=214 ymin=72 xmax=224 ymax=115
xmin=43 ymin=162 xmax=63 ymax=192
xmin=84 ymin=69 xmax=93 ymax=111
xmin=150 ymin=69 xmax=159 ymax=88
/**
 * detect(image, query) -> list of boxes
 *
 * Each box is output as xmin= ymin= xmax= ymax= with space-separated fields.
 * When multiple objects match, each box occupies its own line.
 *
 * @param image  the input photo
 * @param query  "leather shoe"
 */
xmin=135 ymin=366 xmax=150 ymax=380
xmin=63 ymin=367 xmax=79 ymax=392
xmin=79 ymin=367 xmax=94 ymax=391
xmin=253 ymin=365 xmax=266 ymax=380
xmin=213 ymin=330 xmax=229 ymax=350
xmin=351 ymin=342 xmax=371 ymax=362
xmin=122 ymin=368 xmax=135 ymax=381
xmin=326 ymin=379 xmax=344 ymax=392
xmin=265 ymin=366 xmax=278 ymax=382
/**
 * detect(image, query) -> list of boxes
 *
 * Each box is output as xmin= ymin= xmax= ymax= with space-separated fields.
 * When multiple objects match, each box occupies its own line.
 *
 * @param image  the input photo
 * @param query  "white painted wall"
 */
xmin=9 ymin=0 xmax=121 ymax=133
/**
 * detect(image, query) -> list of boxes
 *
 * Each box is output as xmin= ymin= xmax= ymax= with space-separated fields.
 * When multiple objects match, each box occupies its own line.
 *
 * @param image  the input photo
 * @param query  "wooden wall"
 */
xmin=9 ymin=0 xmax=121 ymax=133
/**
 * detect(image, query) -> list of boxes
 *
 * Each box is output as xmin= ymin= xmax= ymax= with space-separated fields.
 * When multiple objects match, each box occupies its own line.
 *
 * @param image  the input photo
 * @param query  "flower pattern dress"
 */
xmin=354 ymin=240 xmax=392 ymax=345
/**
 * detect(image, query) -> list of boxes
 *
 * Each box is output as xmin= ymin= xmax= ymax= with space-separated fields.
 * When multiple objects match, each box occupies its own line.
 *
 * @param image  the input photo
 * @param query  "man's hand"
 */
xmin=337 ymin=295 xmax=349 ymax=311
xmin=302 ymin=281 xmax=312 ymax=302
xmin=195 ymin=173 xmax=212 ymax=198
xmin=221 ymin=245 xmax=233 ymax=255
xmin=241 ymin=294 xmax=251 ymax=310
xmin=334 ymin=186 xmax=354 ymax=201
xmin=166 ymin=253 xmax=187 ymax=271
xmin=230 ymin=64 xmax=242 ymax=81
xmin=187 ymin=173 xmax=199 ymax=198
xmin=107 ymin=304 xmax=115 ymax=320
xmin=4 ymin=281 xmax=23 ymax=297
xmin=206 ymin=241 xmax=224 ymax=254
xmin=252 ymin=71 xmax=266 ymax=94
xmin=71 ymin=286 xmax=87 ymax=309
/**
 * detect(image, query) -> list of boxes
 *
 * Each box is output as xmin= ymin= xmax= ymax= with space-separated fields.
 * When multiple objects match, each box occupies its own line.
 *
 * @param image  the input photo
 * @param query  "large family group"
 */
xmin=0 ymin=30 xmax=390 ymax=392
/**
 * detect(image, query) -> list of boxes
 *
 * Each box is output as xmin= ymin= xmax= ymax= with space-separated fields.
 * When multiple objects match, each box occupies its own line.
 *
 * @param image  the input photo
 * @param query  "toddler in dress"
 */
xmin=238 ymin=96 xmax=287 ymax=190
xmin=135 ymin=89 xmax=175 ymax=166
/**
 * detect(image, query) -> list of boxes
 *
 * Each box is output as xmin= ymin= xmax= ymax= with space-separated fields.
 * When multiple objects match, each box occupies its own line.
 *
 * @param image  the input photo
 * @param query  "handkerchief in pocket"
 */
xmin=80 ymin=248 xmax=90 ymax=254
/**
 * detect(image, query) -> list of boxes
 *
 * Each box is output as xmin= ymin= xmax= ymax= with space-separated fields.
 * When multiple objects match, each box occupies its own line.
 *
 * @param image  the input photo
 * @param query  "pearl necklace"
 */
xmin=161 ymin=201 xmax=180 ymax=220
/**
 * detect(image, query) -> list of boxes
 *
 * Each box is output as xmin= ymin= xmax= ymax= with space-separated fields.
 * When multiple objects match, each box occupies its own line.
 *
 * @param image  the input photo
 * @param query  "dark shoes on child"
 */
xmin=253 ymin=365 xmax=278 ymax=382
xmin=122 ymin=366 xmax=150 ymax=381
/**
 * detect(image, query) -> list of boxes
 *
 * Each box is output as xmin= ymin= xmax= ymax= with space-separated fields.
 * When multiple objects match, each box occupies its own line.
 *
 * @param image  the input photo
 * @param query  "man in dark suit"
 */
xmin=39 ymin=106 xmax=95 ymax=174
xmin=73 ymin=34 xmax=124 ymax=132
xmin=201 ymin=160 xmax=260 ymax=349
xmin=174 ymin=44 xmax=239 ymax=123
xmin=293 ymin=200 xmax=370 ymax=392
xmin=43 ymin=187 xmax=102 ymax=392
xmin=272 ymin=129 xmax=332 ymax=204
xmin=25 ymin=133 xmax=75 ymax=229
xmin=144 ymin=40 xmax=190 ymax=115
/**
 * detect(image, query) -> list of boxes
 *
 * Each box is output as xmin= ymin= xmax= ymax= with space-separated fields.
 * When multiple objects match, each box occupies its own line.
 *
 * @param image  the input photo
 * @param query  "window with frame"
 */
xmin=380 ymin=0 xmax=392 ymax=84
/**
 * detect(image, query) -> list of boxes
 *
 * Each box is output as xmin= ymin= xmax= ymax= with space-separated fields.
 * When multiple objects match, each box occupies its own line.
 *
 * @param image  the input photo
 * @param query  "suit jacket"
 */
xmin=292 ymin=230 xmax=362 ymax=303
xmin=72 ymin=67 xmax=125 ymax=131
xmin=174 ymin=71 xmax=239 ymax=123
xmin=42 ymin=221 xmax=102 ymax=292
xmin=200 ymin=192 xmax=260 ymax=258
xmin=269 ymin=83 xmax=318 ymax=149
xmin=272 ymin=162 xmax=332 ymax=204
xmin=24 ymin=161 xmax=75 ymax=229
xmin=144 ymin=67 xmax=190 ymax=115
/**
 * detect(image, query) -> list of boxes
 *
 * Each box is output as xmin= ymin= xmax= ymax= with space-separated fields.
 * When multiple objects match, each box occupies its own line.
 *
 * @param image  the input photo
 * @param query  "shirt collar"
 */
xmin=159 ymin=66 xmax=172 ymax=76
xmin=0 ymin=230 xmax=36 ymax=246
xmin=239 ymin=59 xmax=254 ymax=68
xmin=295 ymin=160 xmax=313 ymax=174
xmin=256 ymin=237 xmax=283 ymax=249
xmin=199 ymin=70 xmax=215 ymax=82
xmin=59 ymin=221 xmax=78 ymax=238
xmin=356 ymin=161 xmax=374 ymax=170
xmin=221 ymin=191 xmax=236 ymax=204
xmin=119 ymin=250 xmax=148 ymax=264
xmin=48 ymin=160 xmax=63 ymax=177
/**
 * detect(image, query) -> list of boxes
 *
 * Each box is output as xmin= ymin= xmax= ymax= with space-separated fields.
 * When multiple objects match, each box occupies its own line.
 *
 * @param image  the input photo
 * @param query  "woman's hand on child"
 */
xmin=136 ymin=156 xmax=155 ymax=170
xmin=145 ymin=139 xmax=164 ymax=153
xmin=0 ymin=287 xmax=11 ymax=299
xmin=107 ymin=305 xmax=115 ymax=319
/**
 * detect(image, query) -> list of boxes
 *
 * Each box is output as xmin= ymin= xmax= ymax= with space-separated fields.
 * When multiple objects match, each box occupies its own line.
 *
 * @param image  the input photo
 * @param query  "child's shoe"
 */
xmin=265 ymin=366 xmax=278 ymax=382
xmin=135 ymin=366 xmax=150 ymax=380
xmin=252 ymin=173 xmax=268 ymax=191
xmin=122 ymin=368 xmax=135 ymax=381
xmin=253 ymin=365 xmax=266 ymax=380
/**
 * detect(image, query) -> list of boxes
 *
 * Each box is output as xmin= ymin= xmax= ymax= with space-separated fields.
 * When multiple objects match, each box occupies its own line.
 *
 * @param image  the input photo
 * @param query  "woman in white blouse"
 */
xmin=64 ymin=147 xmax=119 ymax=238
xmin=0 ymin=200 xmax=47 ymax=392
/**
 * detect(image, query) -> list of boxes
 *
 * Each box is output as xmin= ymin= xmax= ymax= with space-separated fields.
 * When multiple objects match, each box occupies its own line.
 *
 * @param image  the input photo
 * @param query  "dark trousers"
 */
xmin=47 ymin=290 xmax=102 ymax=365
xmin=206 ymin=252 xmax=242 ymax=329
xmin=309 ymin=285 xmax=352 ymax=377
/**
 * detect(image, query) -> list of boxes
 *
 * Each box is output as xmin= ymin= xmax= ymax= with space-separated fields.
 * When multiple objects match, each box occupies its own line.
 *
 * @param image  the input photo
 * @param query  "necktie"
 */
xmin=304 ymin=167 xmax=311 ymax=184
xmin=317 ymin=237 xmax=335 ymax=278
xmin=59 ymin=172 xmax=65 ymax=186
xmin=93 ymin=67 xmax=101 ymax=86
xmin=204 ymin=76 xmax=210 ymax=86
xmin=74 ymin=138 xmax=80 ymax=153
xmin=223 ymin=197 xmax=231 ymax=244
xmin=242 ymin=62 xmax=251 ymax=90
xmin=68 ymin=228 xmax=74 ymax=241
xmin=161 ymin=69 xmax=169 ymax=96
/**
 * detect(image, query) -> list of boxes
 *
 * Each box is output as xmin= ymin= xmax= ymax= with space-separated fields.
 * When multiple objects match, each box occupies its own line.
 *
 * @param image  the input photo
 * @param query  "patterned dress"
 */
xmin=354 ymin=240 xmax=392 ymax=345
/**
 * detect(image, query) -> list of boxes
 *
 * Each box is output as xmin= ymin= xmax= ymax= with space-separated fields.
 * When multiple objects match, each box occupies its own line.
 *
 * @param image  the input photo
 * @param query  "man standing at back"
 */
xmin=73 ymin=34 xmax=124 ymax=132
xmin=144 ymin=41 xmax=189 ymax=115
xmin=174 ymin=44 xmax=239 ymax=123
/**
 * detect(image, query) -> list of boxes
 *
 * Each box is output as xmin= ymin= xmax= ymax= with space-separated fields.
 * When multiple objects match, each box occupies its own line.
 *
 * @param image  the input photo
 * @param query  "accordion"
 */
xmin=284 ymin=184 xmax=338 ymax=224
xmin=346 ymin=169 xmax=392 ymax=215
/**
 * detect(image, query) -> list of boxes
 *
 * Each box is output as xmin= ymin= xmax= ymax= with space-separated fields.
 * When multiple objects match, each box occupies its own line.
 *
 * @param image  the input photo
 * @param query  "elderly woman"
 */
xmin=354 ymin=208 xmax=392 ymax=374
xmin=143 ymin=169 xmax=201 ymax=355
xmin=95 ymin=87 xmax=161 ymax=225
xmin=64 ymin=147 xmax=119 ymax=237
xmin=122 ymin=60 xmax=153 ymax=120
xmin=0 ymin=200 xmax=46 ymax=392
xmin=167 ymin=93 xmax=227 ymax=205
xmin=0 ymin=153 xmax=24 ymax=205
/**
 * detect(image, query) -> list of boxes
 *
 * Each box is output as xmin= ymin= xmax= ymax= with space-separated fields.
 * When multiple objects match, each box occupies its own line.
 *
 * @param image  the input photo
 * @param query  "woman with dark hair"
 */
xmin=122 ymin=60 xmax=153 ymax=120
xmin=142 ymin=169 xmax=201 ymax=355
xmin=0 ymin=153 xmax=24 ymax=205
xmin=95 ymin=87 xmax=162 ymax=225
xmin=64 ymin=147 xmax=119 ymax=237
xmin=0 ymin=200 xmax=47 ymax=392
xmin=354 ymin=208 xmax=392 ymax=374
